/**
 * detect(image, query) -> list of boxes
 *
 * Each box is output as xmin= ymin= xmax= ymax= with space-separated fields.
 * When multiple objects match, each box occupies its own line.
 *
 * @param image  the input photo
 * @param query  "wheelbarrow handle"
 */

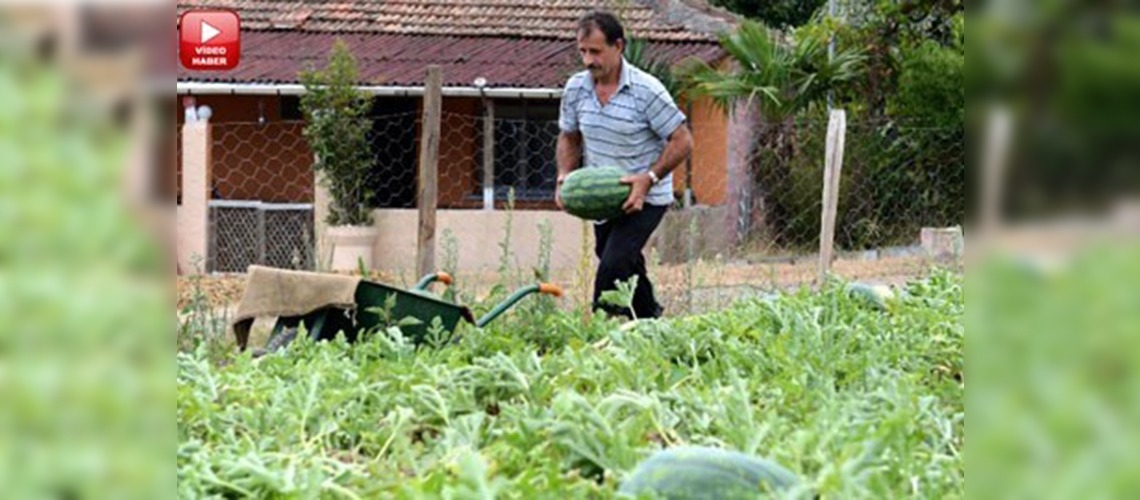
xmin=538 ymin=283 xmax=564 ymax=297
xmin=413 ymin=271 xmax=454 ymax=290
xmin=474 ymin=282 xmax=563 ymax=328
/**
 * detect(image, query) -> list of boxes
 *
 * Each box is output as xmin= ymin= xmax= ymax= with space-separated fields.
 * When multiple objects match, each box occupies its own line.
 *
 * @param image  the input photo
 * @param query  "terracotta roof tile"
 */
xmin=176 ymin=0 xmax=736 ymax=42
xmin=178 ymin=31 xmax=725 ymax=88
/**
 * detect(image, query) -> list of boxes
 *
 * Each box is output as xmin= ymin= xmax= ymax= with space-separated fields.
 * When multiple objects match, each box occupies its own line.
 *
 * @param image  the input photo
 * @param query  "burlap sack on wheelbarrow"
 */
xmin=230 ymin=265 xmax=361 ymax=350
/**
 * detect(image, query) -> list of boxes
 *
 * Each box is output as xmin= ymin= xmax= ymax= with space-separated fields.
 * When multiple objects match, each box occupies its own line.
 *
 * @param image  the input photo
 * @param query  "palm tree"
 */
xmin=624 ymin=37 xmax=685 ymax=101
xmin=677 ymin=20 xmax=863 ymax=245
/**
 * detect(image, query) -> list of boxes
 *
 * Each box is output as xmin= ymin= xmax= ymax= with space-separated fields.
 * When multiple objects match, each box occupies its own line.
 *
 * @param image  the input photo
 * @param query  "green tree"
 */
xmin=827 ymin=0 xmax=964 ymax=118
xmin=846 ymin=38 xmax=963 ymax=247
xmin=709 ymin=0 xmax=828 ymax=29
xmin=624 ymin=38 xmax=685 ymax=101
xmin=299 ymin=39 xmax=376 ymax=226
xmin=678 ymin=20 xmax=863 ymax=245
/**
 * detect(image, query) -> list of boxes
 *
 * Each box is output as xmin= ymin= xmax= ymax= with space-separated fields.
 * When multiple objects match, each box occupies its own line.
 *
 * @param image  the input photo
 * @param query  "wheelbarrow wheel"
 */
xmin=253 ymin=326 xmax=300 ymax=358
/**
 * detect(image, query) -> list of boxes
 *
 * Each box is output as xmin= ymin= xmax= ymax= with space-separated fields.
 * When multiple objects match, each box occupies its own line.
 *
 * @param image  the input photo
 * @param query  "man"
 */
xmin=555 ymin=10 xmax=694 ymax=320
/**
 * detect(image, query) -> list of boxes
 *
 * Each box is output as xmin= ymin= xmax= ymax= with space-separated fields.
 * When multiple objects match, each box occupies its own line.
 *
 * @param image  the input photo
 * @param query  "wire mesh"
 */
xmin=210 ymin=121 xmax=313 ymax=203
xmin=186 ymin=99 xmax=963 ymax=315
xmin=364 ymin=111 xmax=421 ymax=209
xmin=206 ymin=121 xmax=315 ymax=273
xmin=643 ymin=112 xmax=965 ymax=315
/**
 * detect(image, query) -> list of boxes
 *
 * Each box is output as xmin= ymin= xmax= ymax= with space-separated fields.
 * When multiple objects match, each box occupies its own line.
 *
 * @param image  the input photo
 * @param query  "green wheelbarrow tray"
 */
xmin=264 ymin=271 xmax=563 ymax=351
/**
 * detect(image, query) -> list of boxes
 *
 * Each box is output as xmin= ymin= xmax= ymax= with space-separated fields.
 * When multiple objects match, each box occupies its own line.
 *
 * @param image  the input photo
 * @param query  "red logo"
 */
xmin=179 ymin=9 xmax=241 ymax=71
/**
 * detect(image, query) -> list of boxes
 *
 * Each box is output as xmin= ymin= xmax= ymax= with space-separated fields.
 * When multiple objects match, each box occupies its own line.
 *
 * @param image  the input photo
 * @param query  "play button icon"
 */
xmin=200 ymin=21 xmax=221 ymax=44
xmin=179 ymin=9 xmax=241 ymax=71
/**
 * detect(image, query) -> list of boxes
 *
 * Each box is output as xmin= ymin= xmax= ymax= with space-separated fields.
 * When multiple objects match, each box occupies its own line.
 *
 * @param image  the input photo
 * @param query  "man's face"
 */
xmin=577 ymin=27 xmax=623 ymax=82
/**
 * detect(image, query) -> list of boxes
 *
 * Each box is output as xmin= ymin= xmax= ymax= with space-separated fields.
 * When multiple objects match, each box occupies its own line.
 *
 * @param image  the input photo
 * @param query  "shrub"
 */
xmin=299 ymin=39 xmax=376 ymax=227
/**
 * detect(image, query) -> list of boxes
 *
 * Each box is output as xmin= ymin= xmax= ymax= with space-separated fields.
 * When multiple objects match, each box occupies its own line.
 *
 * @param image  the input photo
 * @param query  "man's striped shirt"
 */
xmin=559 ymin=58 xmax=686 ymax=207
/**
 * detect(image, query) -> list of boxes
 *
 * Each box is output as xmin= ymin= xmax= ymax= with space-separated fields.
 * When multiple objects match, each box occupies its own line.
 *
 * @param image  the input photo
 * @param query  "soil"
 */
xmin=177 ymin=255 xmax=951 ymax=318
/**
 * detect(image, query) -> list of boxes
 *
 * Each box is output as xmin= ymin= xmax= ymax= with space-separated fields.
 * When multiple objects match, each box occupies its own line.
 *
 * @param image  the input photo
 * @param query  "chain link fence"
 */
xmin=362 ymin=110 xmax=421 ymax=209
xmin=644 ymin=112 xmax=964 ymax=315
xmin=206 ymin=121 xmax=315 ymax=273
xmin=434 ymin=104 xmax=561 ymax=210
xmin=186 ymin=98 xmax=963 ymax=315
xmin=417 ymin=105 xmax=964 ymax=314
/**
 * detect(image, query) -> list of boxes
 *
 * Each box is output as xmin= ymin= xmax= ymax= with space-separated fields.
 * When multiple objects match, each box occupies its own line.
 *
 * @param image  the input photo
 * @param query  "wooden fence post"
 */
xmin=982 ymin=105 xmax=1012 ymax=239
xmin=417 ymin=65 xmax=442 ymax=277
xmin=818 ymin=109 xmax=847 ymax=283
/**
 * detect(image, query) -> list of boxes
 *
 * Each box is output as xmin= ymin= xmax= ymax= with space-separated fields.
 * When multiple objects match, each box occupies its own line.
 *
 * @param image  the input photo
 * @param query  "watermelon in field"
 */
xmin=560 ymin=166 xmax=632 ymax=221
xmin=618 ymin=446 xmax=802 ymax=499
xmin=846 ymin=282 xmax=897 ymax=311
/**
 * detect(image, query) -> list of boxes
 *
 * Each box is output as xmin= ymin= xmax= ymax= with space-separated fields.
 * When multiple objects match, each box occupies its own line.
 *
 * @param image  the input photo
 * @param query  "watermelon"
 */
xmin=846 ymin=282 xmax=897 ymax=311
xmin=560 ymin=166 xmax=632 ymax=221
xmin=618 ymin=446 xmax=802 ymax=499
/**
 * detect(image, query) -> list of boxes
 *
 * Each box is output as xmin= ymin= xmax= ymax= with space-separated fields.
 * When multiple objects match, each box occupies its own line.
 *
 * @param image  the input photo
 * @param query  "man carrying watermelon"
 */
xmin=555 ymin=10 xmax=694 ymax=320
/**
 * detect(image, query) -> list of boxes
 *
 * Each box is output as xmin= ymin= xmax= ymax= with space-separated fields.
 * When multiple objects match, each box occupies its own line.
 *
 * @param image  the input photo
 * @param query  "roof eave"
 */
xmin=176 ymin=81 xmax=565 ymax=99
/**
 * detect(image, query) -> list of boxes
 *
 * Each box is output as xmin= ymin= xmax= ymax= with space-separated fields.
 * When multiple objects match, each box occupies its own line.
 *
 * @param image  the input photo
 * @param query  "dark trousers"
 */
xmin=592 ymin=204 xmax=668 ymax=319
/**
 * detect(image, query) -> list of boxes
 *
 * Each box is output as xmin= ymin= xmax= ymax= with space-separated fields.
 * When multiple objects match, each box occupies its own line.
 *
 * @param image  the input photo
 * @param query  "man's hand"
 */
xmin=554 ymin=174 xmax=568 ymax=210
xmin=620 ymin=172 xmax=653 ymax=214
xmin=556 ymin=132 xmax=582 ymax=211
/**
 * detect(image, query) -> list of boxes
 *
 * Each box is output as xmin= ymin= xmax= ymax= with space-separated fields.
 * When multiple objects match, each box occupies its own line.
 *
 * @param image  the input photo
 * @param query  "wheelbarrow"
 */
xmin=255 ymin=271 xmax=563 ymax=356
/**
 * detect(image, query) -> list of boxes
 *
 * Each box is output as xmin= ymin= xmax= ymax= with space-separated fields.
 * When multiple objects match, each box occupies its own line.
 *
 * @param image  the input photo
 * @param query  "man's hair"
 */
xmin=577 ymin=10 xmax=625 ymax=47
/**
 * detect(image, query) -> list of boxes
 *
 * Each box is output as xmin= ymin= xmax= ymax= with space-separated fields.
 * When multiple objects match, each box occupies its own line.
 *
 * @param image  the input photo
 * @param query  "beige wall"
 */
xmin=647 ymin=204 xmax=734 ymax=264
xmin=370 ymin=209 xmax=591 ymax=274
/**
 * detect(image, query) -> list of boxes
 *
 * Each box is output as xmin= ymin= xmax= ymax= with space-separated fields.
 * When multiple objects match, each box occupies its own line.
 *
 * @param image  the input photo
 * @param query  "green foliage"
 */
xmin=624 ymin=38 xmax=684 ymax=101
xmin=709 ymin=0 xmax=828 ymax=29
xmin=953 ymin=12 xmax=963 ymax=48
xmin=177 ymin=271 xmax=964 ymax=497
xmin=178 ymin=263 xmax=233 ymax=364
xmin=683 ymin=2 xmax=966 ymax=250
xmin=828 ymin=0 xmax=964 ymax=116
xmin=775 ymin=117 xmax=964 ymax=251
xmin=1008 ymin=16 xmax=1140 ymax=216
xmin=772 ymin=37 xmax=966 ymax=250
xmin=890 ymin=40 xmax=964 ymax=126
xmin=599 ymin=275 xmax=640 ymax=319
xmin=496 ymin=188 xmax=517 ymax=284
xmin=299 ymin=40 xmax=376 ymax=227
xmin=848 ymin=40 xmax=965 ymax=246
xmin=677 ymin=20 xmax=865 ymax=248
xmin=678 ymin=20 xmax=863 ymax=123
xmin=1 ymin=39 xmax=170 ymax=498
xmin=971 ymin=245 xmax=1140 ymax=499
xmin=440 ymin=229 xmax=461 ymax=304
xmin=830 ymin=2 xmax=964 ymax=248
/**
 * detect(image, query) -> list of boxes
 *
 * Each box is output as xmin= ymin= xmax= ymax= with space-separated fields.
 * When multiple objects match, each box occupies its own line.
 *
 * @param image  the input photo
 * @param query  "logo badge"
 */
xmin=179 ymin=9 xmax=241 ymax=71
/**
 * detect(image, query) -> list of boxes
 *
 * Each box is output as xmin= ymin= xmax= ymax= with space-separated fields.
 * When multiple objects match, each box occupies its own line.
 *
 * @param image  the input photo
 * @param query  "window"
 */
xmin=476 ymin=99 xmax=561 ymax=201
xmin=364 ymin=98 xmax=419 ymax=208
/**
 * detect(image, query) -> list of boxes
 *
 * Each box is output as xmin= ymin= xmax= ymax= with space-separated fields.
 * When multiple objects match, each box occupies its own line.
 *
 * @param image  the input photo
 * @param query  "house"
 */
xmin=174 ymin=0 xmax=751 ymax=274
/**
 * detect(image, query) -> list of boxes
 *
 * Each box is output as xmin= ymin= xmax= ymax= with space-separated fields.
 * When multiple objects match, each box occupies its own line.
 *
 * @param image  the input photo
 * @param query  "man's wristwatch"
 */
xmin=647 ymin=170 xmax=661 ymax=186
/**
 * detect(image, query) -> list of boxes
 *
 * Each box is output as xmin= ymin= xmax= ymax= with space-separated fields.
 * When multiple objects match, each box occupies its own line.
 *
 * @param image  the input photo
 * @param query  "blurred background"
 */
xmin=0 ymin=0 xmax=1138 ymax=497
xmin=969 ymin=2 xmax=1140 ymax=498
xmin=0 ymin=2 xmax=172 ymax=498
